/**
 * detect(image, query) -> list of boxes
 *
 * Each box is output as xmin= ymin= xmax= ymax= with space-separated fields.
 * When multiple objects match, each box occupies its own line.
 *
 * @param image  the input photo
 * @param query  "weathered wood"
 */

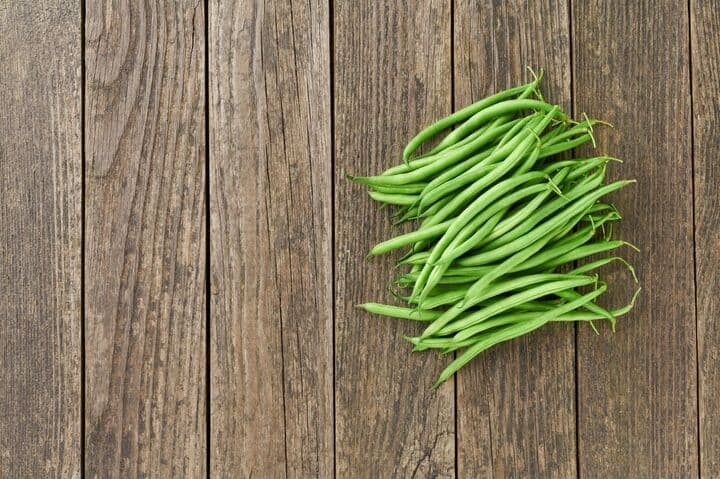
xmin=452 ymin=1 xmax=576 ymax=477
xmin=0 ymin=2 xmax=82 ymax=477
xmin=334 ymin=1 xmax=455 ymax=477
xmin=84 ymin=2 xmax=206 ymax=476
xmin=573 ymin=1 xmax=698 ymax=477
xmin=209 ymin=0 xmax=334 ymax=476
xmin=691 ymin=1 xmax=720 ymax=476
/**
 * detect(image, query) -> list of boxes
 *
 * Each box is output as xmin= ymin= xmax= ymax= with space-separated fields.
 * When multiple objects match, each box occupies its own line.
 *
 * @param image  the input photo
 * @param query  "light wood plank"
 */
xmin=84 ymin=2 xmax=207 ymax=476
xmin=208 ymin=0 xmax=334 ymax=476
xmin=452 ymin=1 xmax=576 ymax=476
xmin=573 ymin=1 xmax=698 ymax=476
xmin=691 ymin=1 xmax=720 ymax=476
xmin=334 ymin=1 xmax=455 ymax=476
xmin=0 ymin=2 xmax=82 ymax=477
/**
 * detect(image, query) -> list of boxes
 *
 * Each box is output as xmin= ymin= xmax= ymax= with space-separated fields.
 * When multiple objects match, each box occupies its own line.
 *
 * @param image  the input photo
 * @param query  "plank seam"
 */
xmin=687 ymin=0 xmax=701 ymax=475
xmin=450 ymin=1 xmax=458 ymax=478
xmin=329 ymin=0 xmax=337 ymax=476
xmin=204 ymin=0 xmax=211 ymax=477
xmin=567 ymin=1 xmax=580 ymax=477
xmin=80 ymin=0 xmax=87 ymax=475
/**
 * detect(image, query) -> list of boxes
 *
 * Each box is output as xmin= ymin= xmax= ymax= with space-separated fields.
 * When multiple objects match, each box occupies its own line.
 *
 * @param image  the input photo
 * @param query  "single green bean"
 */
xmin=368 ymin=191 xmax=417 ymax=205
xmin=357 ymin=303 xmax=441 ymax=321
xmin=369 ymin=220 xmax=453 ymax=256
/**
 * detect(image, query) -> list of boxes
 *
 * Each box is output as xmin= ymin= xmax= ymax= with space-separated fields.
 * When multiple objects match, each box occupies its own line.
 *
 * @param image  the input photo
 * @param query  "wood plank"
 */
xmin=573 ymin=1 xmax=698 ymax=476
xmin=334 ymin=1 xmax=455 ymax=476
xmin=452 ymin=2 xmax=576 ymax=477
xmin=84 ymin=2 xmax=206 ymax=476
xmin=691 ymin=1 xmax=720 ymax=476
xmin=208 ymin=0 xmax=334 ymax=476
xmin=0 ymin=2 xmax=82 ymax=477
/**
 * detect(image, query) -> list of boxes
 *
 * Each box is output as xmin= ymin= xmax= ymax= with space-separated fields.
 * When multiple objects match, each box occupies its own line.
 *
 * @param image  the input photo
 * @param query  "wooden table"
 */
xmin=0 ymin=1 xmax=715 ymax=477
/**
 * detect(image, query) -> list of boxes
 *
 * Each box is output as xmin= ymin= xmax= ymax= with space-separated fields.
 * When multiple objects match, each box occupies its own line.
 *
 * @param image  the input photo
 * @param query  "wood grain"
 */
xmin=452 ymin=1 xmax=576 ymax=477
xmin=209 ymin=0 xmax=334 ymax=477
xmin=573 ymin=1 xmax=698 ymax=477
xmin=0 ymin=2 xmax=81 ymax=477
xmin=691 ymin=1 xmax=720 ymax=476
xmin=334 ymin=1 xmax=455 ymax=477
xmin=84 ymin=1 xmax=206 ymax=477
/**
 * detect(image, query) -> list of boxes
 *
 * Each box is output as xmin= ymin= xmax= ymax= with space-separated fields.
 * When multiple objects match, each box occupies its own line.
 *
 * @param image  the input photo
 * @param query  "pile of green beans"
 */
xmin=350 ymin=71 xmax=641 ymax=388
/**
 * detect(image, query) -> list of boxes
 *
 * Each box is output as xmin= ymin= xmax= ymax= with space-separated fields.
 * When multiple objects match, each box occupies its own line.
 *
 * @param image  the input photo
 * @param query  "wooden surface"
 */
xmin=0 ymin=1 xmax=82 ymax=477
xmin=0 ymin=0 xmax=717 ymax=477
xmin=84 ymin=1 xmax=206 ymax=477
xmin=573 ymin=1 xmax=697 ymax=477
xmin=692 ymin=1 xmax=720 ymax=477
xmin=208 ymin=0 xmax=333 ymax=477
xmin=334 ymin=1 xmax=455 ymax=477
xmin=453 ymin=2 xmax=576 ymax=476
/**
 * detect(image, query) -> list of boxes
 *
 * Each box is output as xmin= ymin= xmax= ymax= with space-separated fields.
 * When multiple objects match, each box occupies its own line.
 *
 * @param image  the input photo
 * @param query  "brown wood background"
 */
xmin=0 ymin=1 xmax=715 ymax=477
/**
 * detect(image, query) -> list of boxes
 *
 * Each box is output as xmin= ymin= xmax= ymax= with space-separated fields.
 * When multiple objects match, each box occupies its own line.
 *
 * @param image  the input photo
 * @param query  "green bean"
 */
xmin=496 ymin=114 xmax=538 ymax=148
xmin=442 ymin=173 xmax=568 ymax=257
xmin=371 ymin=183 xmax=429 ymax=194
xmin=433 ymin=320 xmax=538 ymax=387
xmin=413 ymin=171 xmax=550 ymax=300
xmin=369 ymin=220 xmax=453 ymax=256
xmin=439 ymin=286 xmax=638 ymax=356
xmin=403 ymin=81 xmax=538 ymax=162
xmin=542 ymin=240 xmax=630 ymax=269
xmin=443 ymin=170 xmax=570 ymax=264
xmin=434 ymin=115 xmax=516 ymax=156
xmin=380 ymin=155 xmax=437 ymax=176
xmin=455 ymin=282 xmax=608 ymax=343
xmin=571 ymin=256 xmax=638 ymax=283
xmin=418 ymin=117 xmax=546 ymax=212
xmin=478 ymin=165 xmax=607 ymax=250
xmin=513 ymin=224 xmax=597 ymax=272
xmin=418 ymin=162 xmax=497 ymax=211
xmin=459 ymin=179 xmax=631 ymax=269
xmin=554 ymin=288 xmax=614 ymax=325
xmin=433 ymin=99 xmax=564 ymax=153
xmin=368 ymin=191 xmax=417 ymax=205
xmin=349 ymin=76 xmax=639 ymax=385
xmin=426 ymin=273 xmax=583 ymax=310
xmin=357 ymin=108 xmax=546 ymax=188
xmin=542 ymin=119 xmax=598 ymax=148
xmin=431 ymin=285 xmax=608 ymax=388
xmin=425 ymin=79 xmax=541 ymax=158
xmin=437 ymin=276 xmax=597 ymax=337
xmin=420 ymin=223 xmax=564 ymax=339
xmin=398 ymin=250 xmax=431 ymax=266
xmin=414 ymin=210 xmax=509 ymax=302
xmin=420 ymin=151 xmax=494 ymax=198
xmin=564 ymin=156 xmax=618 ymax=180
xmin=357 ymin=303 xmax=441 ymax=321
xmin=420 ymin=108 xmax=559 ymax=230
xmin=417 ymin=121 xmax=541 ymax=211
xmin=537 ymin=134 xmax=593 ymax=159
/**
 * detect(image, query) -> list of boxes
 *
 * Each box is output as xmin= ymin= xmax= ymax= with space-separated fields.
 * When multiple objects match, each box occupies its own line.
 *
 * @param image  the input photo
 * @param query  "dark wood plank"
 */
xmin=0 ymin=2 xmax=82 ymax=476
xmin=334 ymin=1 xmax=455 ymax=476
xmin=209 ymin=0 xmax=334 ymax=476
xmin=452 ymin=2 xmax=576 ymax=477
xmin=691 ymin=1 xmax=720 ymax=475
xmin=573 ymin=1 xmax=698 ymax=476
xmin=84 ymin=2 xmax=206 ymax=476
